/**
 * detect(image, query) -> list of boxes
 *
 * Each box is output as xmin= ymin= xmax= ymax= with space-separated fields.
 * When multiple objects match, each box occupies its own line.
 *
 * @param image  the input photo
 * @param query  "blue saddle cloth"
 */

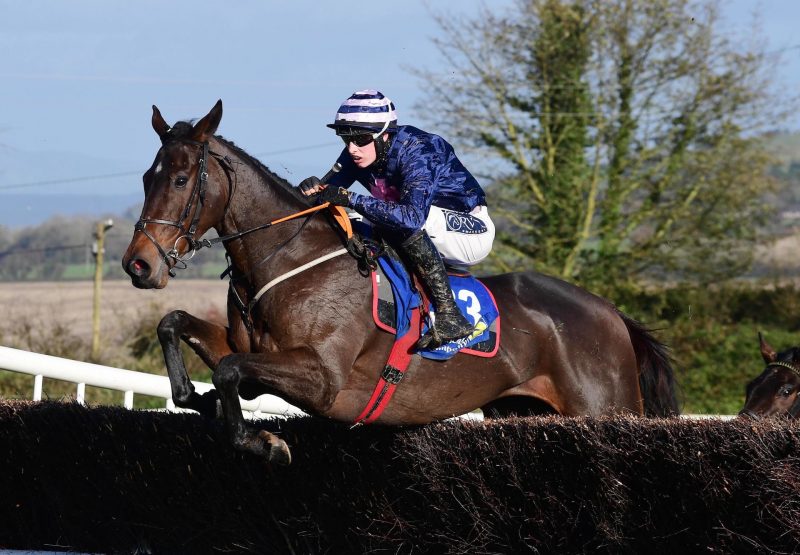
xmin=376 ymin=251 xmax=499 ymax=361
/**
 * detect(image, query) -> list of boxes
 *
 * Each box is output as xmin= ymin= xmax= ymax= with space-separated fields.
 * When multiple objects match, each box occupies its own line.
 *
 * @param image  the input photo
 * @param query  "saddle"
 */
xmin=372 ymin=251 xmax=500 ymax=360
xmin=347 ymin=219 xmax=500 ymax=361
xmin=335 ymin=212 xmax=501 ymax=424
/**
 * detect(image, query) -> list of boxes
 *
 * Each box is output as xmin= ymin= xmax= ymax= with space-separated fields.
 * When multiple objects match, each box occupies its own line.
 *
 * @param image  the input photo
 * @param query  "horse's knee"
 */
xmin=213 ymin=357 xmax=240 ymax=391
xmin=157 ymin=310 xmax=189 ymax=341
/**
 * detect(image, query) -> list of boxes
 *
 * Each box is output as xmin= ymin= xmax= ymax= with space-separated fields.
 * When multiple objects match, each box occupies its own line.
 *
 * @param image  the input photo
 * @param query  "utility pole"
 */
xmin=91 ymin=219 xmax=114 ymax=360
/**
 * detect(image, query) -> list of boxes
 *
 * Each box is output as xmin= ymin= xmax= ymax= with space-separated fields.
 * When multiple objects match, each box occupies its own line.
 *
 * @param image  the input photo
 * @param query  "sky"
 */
xmin=1 ymin=0 xmax=799 ymax=228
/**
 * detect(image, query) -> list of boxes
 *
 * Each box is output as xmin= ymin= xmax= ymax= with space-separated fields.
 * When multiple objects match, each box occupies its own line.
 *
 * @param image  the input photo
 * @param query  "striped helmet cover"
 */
xmin=327 ymin=89 xmax=398 ymax=133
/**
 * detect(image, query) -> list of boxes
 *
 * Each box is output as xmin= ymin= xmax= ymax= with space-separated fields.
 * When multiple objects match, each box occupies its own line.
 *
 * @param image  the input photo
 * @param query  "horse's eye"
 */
xmin=780 ymin=385 xmax=794 ymax=397
xmin=175 ymin=176 xmax=189 ymax=189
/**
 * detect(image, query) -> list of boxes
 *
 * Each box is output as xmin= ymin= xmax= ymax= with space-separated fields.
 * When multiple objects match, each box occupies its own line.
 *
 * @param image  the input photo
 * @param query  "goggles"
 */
xmin=340 ymin=133 xmax=375 ymax=148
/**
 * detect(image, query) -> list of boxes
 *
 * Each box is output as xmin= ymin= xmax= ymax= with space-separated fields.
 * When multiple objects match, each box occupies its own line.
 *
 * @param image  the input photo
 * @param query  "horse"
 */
xmin=739 ymin=332 xmax=800 ymax=418
xmin=122 ymin=100 xmax=679 ymax=464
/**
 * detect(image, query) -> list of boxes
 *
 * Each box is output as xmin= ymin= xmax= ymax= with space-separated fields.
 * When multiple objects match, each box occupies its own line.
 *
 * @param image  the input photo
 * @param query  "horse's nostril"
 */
xmin=738 ymin=409 xmax=757 ymax=419
xmin=128 ymin=258 xmax=150 ymax=277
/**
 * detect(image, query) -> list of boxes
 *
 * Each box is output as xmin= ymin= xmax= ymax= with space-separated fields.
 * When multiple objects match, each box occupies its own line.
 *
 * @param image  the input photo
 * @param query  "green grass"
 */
xmin=1 ymin=375 xmax=168 ymax=410
xmin=61 ymin=263 xmax=96 ymax=279
xmin=197 ymin=264 xmax=227 ymax=278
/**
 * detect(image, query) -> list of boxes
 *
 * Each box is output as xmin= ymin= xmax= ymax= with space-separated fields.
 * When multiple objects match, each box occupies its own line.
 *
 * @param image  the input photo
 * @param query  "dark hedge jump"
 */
xmin=0 ymin=401 xmax=798 ymax=554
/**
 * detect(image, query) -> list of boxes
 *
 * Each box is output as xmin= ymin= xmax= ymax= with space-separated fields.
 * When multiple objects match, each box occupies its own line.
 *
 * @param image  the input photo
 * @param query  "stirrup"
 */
xmin=417 ymin=330 xmax=441 ymax=350
xmin=416 ymin=319 xmax=475 ymax=350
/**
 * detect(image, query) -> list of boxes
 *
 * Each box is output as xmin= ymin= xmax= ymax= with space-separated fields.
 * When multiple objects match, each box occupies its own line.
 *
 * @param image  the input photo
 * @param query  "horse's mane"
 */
xmin=215 ymin=135 xmax=311 ymax=205
xmin=778 ymin=346 xmax=800 ymax=364
xmin=167 ymin=121 xmax=311 ymax=207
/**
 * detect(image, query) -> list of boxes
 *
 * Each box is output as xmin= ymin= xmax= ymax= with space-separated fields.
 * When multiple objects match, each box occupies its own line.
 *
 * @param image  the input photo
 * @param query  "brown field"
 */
xmin=0 ymin=279 xmax=228 ymax=345
xmin=0 ymin=279 xmax=229 ymax=404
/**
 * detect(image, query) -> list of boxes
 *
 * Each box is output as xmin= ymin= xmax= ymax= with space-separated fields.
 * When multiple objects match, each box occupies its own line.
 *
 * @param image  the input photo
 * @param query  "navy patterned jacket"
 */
xmin=327 ymin=125 xmax=486 ymax=234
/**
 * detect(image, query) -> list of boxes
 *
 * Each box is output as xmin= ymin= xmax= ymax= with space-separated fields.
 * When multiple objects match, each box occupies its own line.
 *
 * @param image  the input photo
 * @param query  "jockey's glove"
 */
xmin=318 ymin=185 xmax=351 ymax=207
xmin=299 ymin=175 xmax=321 ymax=196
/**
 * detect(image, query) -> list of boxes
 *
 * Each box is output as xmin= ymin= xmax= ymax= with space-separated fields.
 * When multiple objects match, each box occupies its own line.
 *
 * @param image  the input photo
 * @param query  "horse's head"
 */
xmin=739 ymin=333 xmax=800 ymax=419
xmin=123 ymin=100 xmax=231 ymax=289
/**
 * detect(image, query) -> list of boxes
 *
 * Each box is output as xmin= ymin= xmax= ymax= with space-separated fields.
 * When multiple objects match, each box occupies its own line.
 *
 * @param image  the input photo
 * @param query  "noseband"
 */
xmin=135 ymin=140 xmax=233 ymax=276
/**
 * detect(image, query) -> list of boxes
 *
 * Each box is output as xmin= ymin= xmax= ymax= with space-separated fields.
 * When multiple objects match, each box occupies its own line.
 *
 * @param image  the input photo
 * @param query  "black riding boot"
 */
xmin=399 ymin=230 xmax=475 ymax=349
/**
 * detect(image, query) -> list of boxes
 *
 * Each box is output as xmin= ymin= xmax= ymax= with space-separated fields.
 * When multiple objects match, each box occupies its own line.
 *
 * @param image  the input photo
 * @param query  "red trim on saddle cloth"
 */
xmin=354 ymin=308 xmax=421 ymax=425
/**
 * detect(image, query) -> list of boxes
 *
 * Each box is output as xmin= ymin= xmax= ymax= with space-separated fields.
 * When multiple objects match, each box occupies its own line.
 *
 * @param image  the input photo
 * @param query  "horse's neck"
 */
xmin=213 ymin=145 xmax=340 ymax=286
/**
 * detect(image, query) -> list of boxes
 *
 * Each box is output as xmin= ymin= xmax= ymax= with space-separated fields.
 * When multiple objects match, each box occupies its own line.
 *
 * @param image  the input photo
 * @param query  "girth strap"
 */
xmin=354 ymin=307 xmax=421 ymax=425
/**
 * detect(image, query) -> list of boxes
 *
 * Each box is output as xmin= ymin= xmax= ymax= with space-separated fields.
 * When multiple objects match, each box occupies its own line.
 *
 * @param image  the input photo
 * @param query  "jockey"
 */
xmin=300 ymin=89 xmax=495 ymax=349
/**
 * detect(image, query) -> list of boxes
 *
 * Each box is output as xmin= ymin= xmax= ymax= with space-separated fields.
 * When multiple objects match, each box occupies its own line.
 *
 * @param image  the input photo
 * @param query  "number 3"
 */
xmin=457 ymin=289 xmax=481 ymax=325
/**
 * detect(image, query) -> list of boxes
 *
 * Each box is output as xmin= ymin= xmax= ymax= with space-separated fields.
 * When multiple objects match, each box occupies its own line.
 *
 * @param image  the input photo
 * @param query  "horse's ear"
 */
xmin=192 ymin=99 xmax=223 ymax=142
xmin=759 ymin=332 xmax=777 ymax=363
xmin=151 ymin=105 xmax=171 ymax=141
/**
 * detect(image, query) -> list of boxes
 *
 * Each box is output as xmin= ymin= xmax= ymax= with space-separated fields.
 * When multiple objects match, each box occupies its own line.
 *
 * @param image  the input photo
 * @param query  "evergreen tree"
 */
xmin=417 ymin=0 xmax=792 ymax=291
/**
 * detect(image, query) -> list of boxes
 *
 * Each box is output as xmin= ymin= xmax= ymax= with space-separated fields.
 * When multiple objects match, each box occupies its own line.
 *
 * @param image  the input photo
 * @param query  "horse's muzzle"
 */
xmin=126 ymin=258 xmax=150 ymax=278
xmin=123 ymin=257 xmax=167 ymax=289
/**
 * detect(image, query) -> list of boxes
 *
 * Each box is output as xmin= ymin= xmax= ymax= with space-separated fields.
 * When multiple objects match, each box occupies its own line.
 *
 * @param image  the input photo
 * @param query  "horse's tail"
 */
xmin=617 ymin=310 xmax=680 ymax=417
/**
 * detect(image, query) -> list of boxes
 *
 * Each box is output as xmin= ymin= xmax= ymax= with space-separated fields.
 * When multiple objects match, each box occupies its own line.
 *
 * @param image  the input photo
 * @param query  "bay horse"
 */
xmin=739 ymin=333 xmax=800 ymax=418
xmin=122 ymin=100 xmax=679 ymax=464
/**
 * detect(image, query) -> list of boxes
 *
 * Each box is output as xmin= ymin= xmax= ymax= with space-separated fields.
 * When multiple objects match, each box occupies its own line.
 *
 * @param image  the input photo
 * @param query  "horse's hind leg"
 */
xmin=157 ymin=309 xmax=232 ymax=418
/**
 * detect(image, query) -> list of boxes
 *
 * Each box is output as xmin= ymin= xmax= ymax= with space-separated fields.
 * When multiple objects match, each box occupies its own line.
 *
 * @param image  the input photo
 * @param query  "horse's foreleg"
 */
xmin=213 ymin=348 xmax=341 ymax=464
xmin=157 ymin=310 xmax=232 ymax=418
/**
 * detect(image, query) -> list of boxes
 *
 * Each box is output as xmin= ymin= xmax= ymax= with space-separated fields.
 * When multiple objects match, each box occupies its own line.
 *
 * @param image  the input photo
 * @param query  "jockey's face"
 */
xmin=346 ymin=137 xmax=377 ymax=168
xmin=345 ymin=133 xmax=388 ymax=169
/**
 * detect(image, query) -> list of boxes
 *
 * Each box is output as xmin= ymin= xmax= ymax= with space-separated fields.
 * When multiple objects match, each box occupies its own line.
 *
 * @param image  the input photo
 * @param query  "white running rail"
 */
xmin=0 ymin=346 xmax=731 ymax=421
xmin=0 ymin=345 xmax=305 ymax=418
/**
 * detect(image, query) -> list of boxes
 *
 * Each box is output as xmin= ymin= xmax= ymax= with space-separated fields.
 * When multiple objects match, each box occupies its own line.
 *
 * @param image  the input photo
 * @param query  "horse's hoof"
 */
xmin=263 ymin=431 xmax=292 ymax=466
xmin=237 ymin=430 xmax=292 ymax=464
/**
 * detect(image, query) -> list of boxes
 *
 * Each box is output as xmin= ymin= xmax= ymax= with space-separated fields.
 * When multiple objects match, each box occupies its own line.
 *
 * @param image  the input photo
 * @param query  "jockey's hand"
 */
xmin=318 ymin=185 xmax=351 ymax=207
xmin=299 ymin=176 xmax=323 ymax=196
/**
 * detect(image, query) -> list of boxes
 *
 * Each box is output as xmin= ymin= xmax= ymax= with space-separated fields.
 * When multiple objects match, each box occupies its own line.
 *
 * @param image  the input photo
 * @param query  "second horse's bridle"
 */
xmin=765 ymin=361 xmax=800 ymax=378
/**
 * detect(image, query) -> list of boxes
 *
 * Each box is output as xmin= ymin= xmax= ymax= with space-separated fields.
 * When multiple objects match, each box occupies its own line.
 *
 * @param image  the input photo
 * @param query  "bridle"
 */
xmin=744 ymin=360 xmax=800 ymax=419
xmin=133 ymin=137 xmax=342 ymax=281
xmin=135 ymin=140 xmax=234 ymax=276
xmin=765 ymin=361 xmax=800 ymax=378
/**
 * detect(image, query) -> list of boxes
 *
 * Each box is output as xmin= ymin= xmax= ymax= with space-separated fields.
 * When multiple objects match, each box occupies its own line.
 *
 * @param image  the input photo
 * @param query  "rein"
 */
xmin=197 ymin=202 xmax=335 ymax=251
